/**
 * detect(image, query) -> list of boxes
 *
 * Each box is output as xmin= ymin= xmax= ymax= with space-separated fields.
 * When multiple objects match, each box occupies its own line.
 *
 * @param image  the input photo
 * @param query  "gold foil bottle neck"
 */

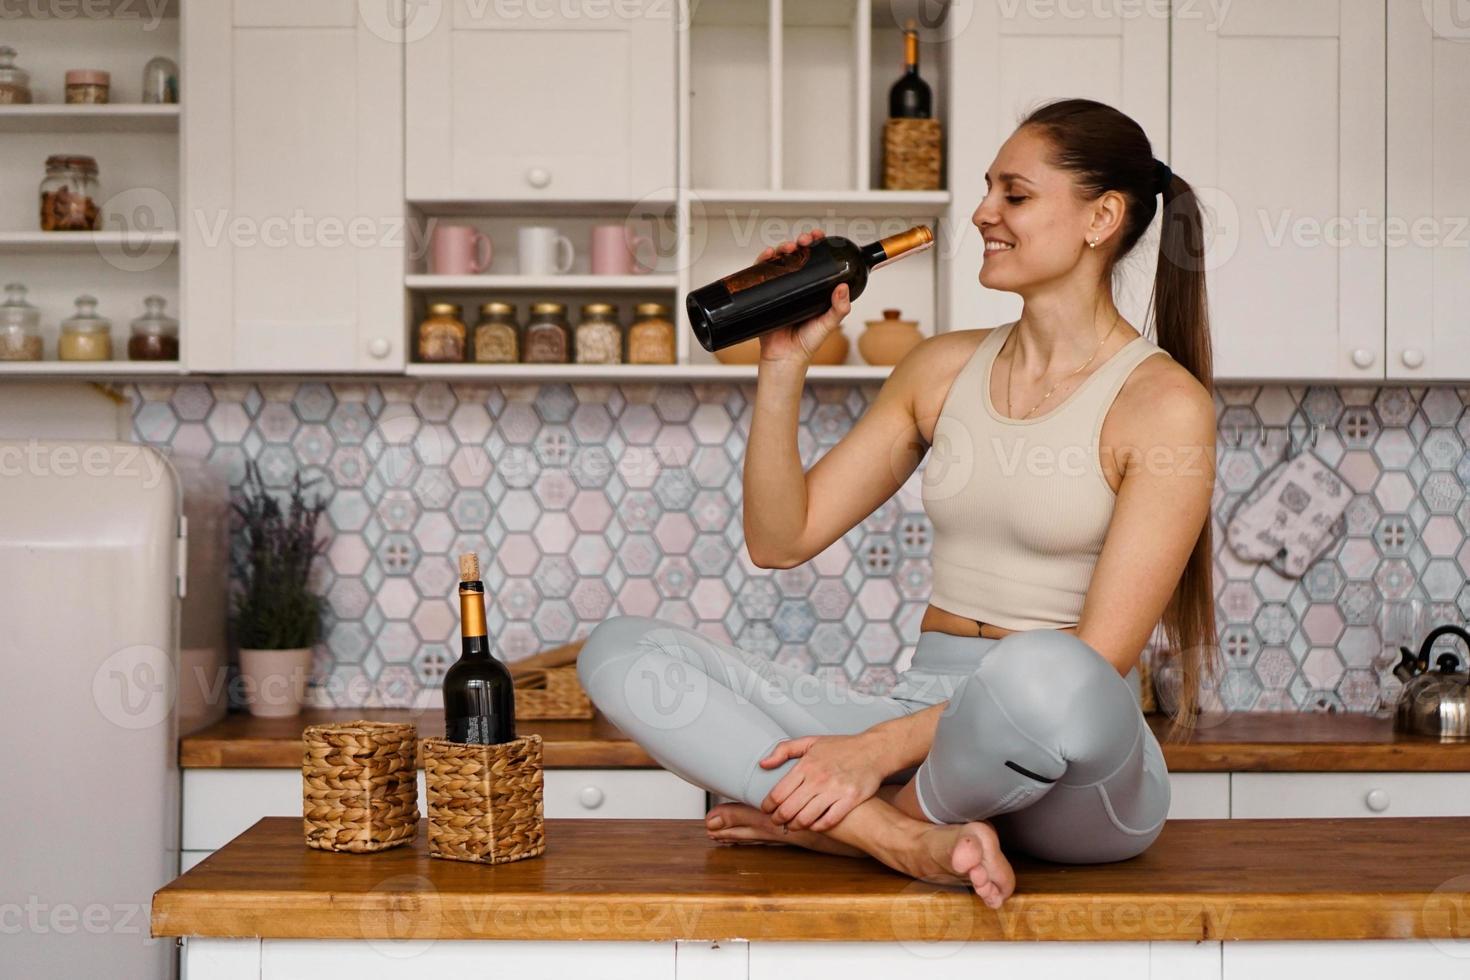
xmin=879 ymin=225 xmax=934 ymax=261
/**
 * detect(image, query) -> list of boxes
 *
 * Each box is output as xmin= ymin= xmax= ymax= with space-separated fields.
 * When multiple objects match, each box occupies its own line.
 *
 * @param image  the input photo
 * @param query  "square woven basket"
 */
xmin=301 ymin=720 xmax=419 ymax=853
xmin=423 ymin=733 xmax=546 ymax=865
xmin=514 ymin=664 xmax=593 ymax=720
xmin=882 ymin=116 xmax=943 ymax=191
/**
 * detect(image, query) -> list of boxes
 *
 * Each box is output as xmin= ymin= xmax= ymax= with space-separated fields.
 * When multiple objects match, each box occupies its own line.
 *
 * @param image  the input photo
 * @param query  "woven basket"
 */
xmin=302 ymin=720 xmax=419 ymax=853
xmin=423 ymin=733 xmax=546 ymax=865
xmin=882 ymin=117 xmax=943 ymax=191
xmin=514 ymin=665 xmax=593 ymax=720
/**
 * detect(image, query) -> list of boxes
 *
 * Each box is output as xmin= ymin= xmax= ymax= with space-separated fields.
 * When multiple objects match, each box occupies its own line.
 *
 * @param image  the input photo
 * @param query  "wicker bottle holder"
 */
xmin=423 ymin=733 xmax=546 ymax=865
xmin=514 ymin=665 xmax=593 ymax=720
xmin=301 ymin=720 xmax=419 ymax=853
xmin=882 ymin=117 xmax=943 ymax=191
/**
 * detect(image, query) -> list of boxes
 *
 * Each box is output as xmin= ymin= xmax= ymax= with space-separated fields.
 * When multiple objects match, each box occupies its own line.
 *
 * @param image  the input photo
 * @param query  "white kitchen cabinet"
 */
xmin=184 ymin=0 xmax=405 ymax=372
xmin=945 ymin=2 xmax=1168 ymax=337
xmin=1386 ymin=1 xmax=1470 ymax=379
xmin=405 ymin=0 xmax=675 ymax=202
xmin=1223 ymin=941 xmax=1454 ymax=980
xmin=1171 ymin=0 xmax=1385 ymax=380
xmin=181 ymin=767 xmax=708 ymax=853
xmin=1229 ymin=772 xmax=1470 ymax=819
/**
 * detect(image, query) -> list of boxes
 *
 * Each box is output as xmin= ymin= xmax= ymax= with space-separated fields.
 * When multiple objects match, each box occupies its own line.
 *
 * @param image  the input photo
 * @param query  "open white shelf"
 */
xmin=406 ymin=274 xmax=677 ymax=292
xmin=0 ymin=231 xmax=180 ymax=251
xmin=405 ymin=362 xmax=890 ymax=383
xmin=0 ymin=104 xmax=179 ymax=133
xmin=0 ymin=361 xmax=183 ymax=377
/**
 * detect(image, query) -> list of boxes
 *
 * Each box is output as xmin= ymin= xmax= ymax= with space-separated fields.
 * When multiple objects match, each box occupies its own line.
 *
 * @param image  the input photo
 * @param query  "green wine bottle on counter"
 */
xmin=686 ymin=225 xmax=933 ymax=353
xmin=444 ymin=552 xmax=516 ymax=745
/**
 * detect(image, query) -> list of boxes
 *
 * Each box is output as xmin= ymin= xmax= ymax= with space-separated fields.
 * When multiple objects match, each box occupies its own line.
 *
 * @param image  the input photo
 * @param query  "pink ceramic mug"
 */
xmin=430 ymin=224 xmax=492 ymax=275
xmin=590 ymin=223 xmax=655 ymax=275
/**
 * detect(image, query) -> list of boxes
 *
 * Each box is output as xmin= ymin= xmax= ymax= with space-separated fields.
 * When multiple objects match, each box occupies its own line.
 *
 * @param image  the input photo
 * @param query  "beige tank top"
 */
xmin=921 ymin=321 xmax=1171 ymax=631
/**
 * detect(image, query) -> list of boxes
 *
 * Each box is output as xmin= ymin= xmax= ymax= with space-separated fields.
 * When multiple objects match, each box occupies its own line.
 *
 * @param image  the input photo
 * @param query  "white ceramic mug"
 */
xmin=518 ymin=226 xmax=575 ymax=275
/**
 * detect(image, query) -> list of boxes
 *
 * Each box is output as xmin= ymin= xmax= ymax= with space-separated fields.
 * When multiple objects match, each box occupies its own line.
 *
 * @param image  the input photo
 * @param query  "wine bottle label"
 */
xmin=721 ymin=247 xmax=811 ymax=295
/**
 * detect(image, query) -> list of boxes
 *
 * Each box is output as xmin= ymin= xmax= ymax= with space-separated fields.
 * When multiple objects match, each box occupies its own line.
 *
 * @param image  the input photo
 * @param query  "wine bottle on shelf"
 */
xmin=888 ymin=22 xmax=931 ymax=119
xmin=685 ymin=226 xmax=934 ymax=353
xmin=443 ymin=552 xmax=516 ymax=745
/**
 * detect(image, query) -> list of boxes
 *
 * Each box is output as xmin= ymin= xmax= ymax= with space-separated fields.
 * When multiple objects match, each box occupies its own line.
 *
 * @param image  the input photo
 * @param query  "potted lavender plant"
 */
xmin=231 ymin=462 xmax=329 ymax=717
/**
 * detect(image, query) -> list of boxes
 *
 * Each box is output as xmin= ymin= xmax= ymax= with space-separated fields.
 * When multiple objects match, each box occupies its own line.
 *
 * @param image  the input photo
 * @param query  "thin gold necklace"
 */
xmin=1005 ymin=314 xmax=1123 ymax=420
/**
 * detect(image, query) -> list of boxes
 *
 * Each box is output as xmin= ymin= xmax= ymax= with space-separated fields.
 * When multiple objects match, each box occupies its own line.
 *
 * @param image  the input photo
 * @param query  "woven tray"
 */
xmin=882 ymin=117 xmax=943 ymax=191
xmin=514 ymin=664 xmax=593 ymax=720
xmin=423 ymin=733 xmax=546 ymax=865
xmin=302 ymin=720 xmax=418 ymax=853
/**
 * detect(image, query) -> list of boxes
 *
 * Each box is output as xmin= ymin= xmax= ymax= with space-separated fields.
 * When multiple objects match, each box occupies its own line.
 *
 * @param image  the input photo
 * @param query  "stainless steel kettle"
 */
xmin=1392 ymin=624 xmax=1470 ymax=739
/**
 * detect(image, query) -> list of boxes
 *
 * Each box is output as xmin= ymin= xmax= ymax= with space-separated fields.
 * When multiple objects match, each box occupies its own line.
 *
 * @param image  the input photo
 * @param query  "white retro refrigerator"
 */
xmin=0 ymin=439 xmax=184 ymax=977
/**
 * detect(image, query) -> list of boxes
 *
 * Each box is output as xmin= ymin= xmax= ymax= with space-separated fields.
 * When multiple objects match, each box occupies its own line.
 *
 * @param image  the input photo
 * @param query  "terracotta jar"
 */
xmin=858 ymin=308 xmax=923 ymax=365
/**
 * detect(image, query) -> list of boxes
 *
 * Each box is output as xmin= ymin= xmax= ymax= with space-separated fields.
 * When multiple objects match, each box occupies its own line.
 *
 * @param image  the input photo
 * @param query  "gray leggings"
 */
xmin=577 ymin=616 xmax=1170 ymax=864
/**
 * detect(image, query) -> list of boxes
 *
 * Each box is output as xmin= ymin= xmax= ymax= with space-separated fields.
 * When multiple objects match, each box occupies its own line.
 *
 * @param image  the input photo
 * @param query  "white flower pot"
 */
xmin=238 ymin=647 xmax=313 ymax=718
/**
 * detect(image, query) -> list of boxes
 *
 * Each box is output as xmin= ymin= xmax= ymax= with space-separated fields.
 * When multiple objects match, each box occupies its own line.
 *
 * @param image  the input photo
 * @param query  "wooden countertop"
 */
xmin=180 ymin=708 xmax=1470 ymax=771
xmin=152 ymin=816 xmax=1470 ymax=942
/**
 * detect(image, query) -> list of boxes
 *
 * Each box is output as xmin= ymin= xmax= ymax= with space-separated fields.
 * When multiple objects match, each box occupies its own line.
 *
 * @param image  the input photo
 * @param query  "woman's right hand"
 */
xmin=754 ymin=230 xmax=852 ymax=367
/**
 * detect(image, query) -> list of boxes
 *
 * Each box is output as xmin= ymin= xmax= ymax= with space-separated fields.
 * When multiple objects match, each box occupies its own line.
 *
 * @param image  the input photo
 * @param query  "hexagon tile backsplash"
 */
xmin=127 ymin=380 xmax=1470 ymax=713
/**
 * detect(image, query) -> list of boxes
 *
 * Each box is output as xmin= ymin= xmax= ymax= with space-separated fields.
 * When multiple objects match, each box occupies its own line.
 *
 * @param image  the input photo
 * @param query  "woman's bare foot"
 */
xmin=909 ymin=821 xmax=1015 ymax=909
xmin=704 ymin=803 xmax=864 ymax=858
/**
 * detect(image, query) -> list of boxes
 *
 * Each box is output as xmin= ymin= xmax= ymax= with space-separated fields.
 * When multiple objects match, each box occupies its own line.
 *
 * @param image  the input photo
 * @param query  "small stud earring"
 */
xmin=1088 ymin=237 xmax=1098 ymax=249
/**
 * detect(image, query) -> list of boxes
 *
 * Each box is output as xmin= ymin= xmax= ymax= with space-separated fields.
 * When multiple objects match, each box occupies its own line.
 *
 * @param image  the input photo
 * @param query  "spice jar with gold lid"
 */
xmin=472 ymin=301 xmax=519 ymax=363
xmin=575 ymin=302 xmax=622 ymax=365
xmin=65 ymin=68 xmax=110 ymax=104
xmin=39 ymin=155 xmax=101 ymax=231
xmin=626 ymin=301 xmax=675 ymax=365
xmin=417 ymin=301 xmax=466 ymax=362
xmin=128 ymin=295 xmax=179 ymax=361
xmin=0 ymin=283 xmax=43 ymax=361
xmin=58 ymin=295 xmax=112 ymax=361
xmin=523 ymin=301 xmax=570 ymax=363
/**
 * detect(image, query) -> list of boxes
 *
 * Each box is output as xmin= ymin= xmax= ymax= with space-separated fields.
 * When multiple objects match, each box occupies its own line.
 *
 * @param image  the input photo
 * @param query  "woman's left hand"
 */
xmin=758 ymin=733 xmax=886 ymax=832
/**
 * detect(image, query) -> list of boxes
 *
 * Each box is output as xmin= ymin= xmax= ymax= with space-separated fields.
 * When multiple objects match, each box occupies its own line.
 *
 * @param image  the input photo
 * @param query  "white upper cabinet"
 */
xmin=405 ymin=0 xmax=676 ymax=202
xmin=1387 ymin=1 xmax=1470 ymax=380
xmin=184 ymin=0 xmax=405 ymax=372
xmin=945 ymin=3 xmax=1168 ymax=337
xmin=1171 ymin=0 xmax=1386 ymax=380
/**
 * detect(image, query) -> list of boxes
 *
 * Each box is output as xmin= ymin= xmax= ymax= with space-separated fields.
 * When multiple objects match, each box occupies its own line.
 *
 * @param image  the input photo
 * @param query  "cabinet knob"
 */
xmin=367 ymin=338 xmax=391 ymax=359
xmin=1350 ymin=348 xmax=1375 ymax=368
xmin=526 ymin=167 xmax=552 ymax=189
xmin=1400 ymin=348 xmax=1424 ymax=369
xmin=1364 ymin=788 xmax=1390 ymax=813
xmin=578 ymin=785 xmax=605 ymax=810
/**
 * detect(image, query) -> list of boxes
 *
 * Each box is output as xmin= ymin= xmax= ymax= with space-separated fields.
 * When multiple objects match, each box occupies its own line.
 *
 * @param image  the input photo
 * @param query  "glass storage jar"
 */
xmin=417 ymin=302 xmax=466 ymax=362
xmin=128 ymin=295 xmax=179 ymax=361
xmin=626 ymin=302 xmax=675 ymax=364
xmin=39 ymin=155 xmax=101 ymax=231
xmin=473 ymin=301 xmax=519 ymax=363
xmin=0 ymin=283 xmax=43 ymax=361
xmin=64 ymin=69 xmax=110 ymax=104
xmin=523 ymin=302 xmax=571 ymax=363
xmin=0 ymin=46 xmax=32 ymax=104
xmin=58 ymin=295 xmax=112 ymax=361
xmin=575 ymin=303 xmax=622 ymax=365
xmin=142 ymin=55 xmax=178 ymax=104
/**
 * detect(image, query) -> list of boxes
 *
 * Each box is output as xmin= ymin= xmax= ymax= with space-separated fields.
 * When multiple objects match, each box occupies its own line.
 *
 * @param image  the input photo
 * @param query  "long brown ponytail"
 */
xmin=1019 ymin=98 xmax=1218 ymax=741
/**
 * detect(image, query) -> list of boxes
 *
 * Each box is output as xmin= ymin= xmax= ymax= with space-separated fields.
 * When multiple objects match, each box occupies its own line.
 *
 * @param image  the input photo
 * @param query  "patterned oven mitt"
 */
xmin=1225 ymin=449 xmax=1352 ymax=577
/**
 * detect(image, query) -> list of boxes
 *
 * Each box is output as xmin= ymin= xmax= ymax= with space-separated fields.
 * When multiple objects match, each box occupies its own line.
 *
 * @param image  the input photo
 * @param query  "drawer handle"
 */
xmin=1400 ymin=348 xmax=1424 ymax=369
xmin=1364 ymin=788 xmax=1390 ymax=813
xmin=367 ymin=337 xmax=391 ymax=359
xmin=1350 ymin=347 xmax=1375 ymax=368
xmin=526 ymin=167 xmax=552 ymax=189
xmin=578 ymin=785 xmax=605 ymax=810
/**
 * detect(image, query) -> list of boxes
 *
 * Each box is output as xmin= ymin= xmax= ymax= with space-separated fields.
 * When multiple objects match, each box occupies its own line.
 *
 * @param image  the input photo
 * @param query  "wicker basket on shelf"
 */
xmin=422 ymin=733 xmax=546 ymax=865
xmin=514 ymin=664 xmax=593 ymax=720
xmin=882 ymin=117 xmax=943 ymax=191
xmin=301 ymin=720 xmax=419 ymax=853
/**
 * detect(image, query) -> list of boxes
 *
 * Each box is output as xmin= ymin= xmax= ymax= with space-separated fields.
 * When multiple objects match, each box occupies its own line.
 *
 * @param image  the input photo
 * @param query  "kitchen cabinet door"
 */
xmin=1230 ymin=772 xmax=1470 ymax=818
xmin=184 ymin=0 xmax=405 ymax=372
xmin=1171 ymin=0 xmax=1385 ymax=380
xmin=406 ymin=0 xmax=676 ymax=202
xmin=945 ymin=3 xmax=1168 ymax=337
xmin=1386 ymin=1 xmax=1470 ymax=379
